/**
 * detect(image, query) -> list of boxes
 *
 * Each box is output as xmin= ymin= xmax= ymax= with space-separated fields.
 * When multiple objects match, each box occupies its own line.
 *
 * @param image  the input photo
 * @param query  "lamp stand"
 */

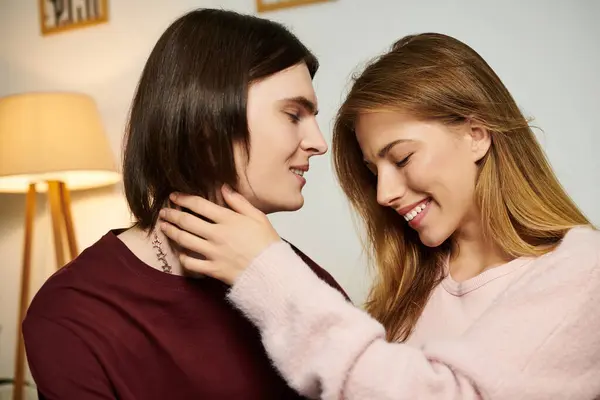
xmin=13 ymin=180 xmax=78 ymax=400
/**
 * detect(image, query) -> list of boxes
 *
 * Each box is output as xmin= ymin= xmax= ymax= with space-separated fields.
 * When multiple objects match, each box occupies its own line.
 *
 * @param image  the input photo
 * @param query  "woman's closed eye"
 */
xmin=395 ymin=153 xmax=413 ymax=168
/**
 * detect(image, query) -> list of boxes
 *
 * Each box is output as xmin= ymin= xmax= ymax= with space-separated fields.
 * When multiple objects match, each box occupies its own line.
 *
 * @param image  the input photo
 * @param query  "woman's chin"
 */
xmin=418 ymin=230 xmax=448 ymax=248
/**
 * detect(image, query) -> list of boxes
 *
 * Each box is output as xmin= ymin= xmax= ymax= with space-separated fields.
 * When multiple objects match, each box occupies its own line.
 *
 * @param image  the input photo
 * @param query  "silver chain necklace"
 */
xmin=151 ymin=230 xmax=173 ymax=274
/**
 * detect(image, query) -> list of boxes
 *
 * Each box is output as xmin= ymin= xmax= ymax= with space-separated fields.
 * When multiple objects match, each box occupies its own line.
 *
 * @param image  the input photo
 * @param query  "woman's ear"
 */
xmin=468 ymin=119 xmax=492 ymax=162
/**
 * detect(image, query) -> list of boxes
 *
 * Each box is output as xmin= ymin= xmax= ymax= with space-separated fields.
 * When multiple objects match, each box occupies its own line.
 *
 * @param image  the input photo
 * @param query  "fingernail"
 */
xmin=223 ymin=184 xmax=233 ymax=193
xmin=159 ymin=209 xmax=166 ymax=218
xmin=169 ymin=193 xmax=178 ymax=201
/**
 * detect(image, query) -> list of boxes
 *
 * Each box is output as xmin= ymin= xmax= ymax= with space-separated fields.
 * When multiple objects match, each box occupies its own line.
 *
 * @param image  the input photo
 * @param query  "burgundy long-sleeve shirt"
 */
xmin=22 ymin=230 xmax=348 ymax=399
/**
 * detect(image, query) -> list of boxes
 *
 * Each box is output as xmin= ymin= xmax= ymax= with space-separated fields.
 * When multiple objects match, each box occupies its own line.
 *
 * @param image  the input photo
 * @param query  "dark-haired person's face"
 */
xmin=234 ymin=63 xmax=327 ymax=213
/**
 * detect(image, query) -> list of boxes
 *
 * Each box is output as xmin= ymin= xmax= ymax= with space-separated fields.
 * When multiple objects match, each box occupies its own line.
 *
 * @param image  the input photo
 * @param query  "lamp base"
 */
xmin=12 ymin=181 xmax=78 ymax=400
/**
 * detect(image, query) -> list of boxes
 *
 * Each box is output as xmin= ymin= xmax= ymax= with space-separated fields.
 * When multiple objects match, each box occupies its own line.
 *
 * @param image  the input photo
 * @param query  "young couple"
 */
xmin=24 ymin=7 xmax=600 ymax=400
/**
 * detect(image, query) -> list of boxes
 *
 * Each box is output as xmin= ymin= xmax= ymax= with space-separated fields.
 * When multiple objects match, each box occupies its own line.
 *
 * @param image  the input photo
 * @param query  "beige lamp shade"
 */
xmin=0 ymin=92 xmax=120 ymax=193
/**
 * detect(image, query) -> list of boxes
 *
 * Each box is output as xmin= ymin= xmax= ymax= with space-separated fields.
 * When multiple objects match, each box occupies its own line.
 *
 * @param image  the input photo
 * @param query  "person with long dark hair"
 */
xmin=22 ymin=9 xmax=345 ymax=399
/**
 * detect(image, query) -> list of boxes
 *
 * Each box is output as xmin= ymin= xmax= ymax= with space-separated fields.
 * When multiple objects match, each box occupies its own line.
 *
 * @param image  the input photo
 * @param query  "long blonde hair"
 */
xmin=333 ymin=33 xmax=591 ymax=342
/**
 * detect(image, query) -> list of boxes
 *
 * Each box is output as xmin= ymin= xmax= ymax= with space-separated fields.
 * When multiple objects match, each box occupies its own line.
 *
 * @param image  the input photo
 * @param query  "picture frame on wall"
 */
xmin=256 ymin=0 xmax=334 ymax=13
xmin=39 ymin=0 xmax=109 ymax=36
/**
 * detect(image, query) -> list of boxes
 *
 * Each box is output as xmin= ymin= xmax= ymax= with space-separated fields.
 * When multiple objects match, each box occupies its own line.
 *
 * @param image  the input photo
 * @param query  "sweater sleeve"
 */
xmin=23 ymin=315 xmax=116 ymax=400
xmin=227 ymin=241 xmax=600 ymax=400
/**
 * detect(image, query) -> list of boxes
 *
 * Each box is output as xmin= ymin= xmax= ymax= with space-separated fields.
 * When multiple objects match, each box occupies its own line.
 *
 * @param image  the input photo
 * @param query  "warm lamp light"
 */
xmin=0 ymin=92 xmax=120 ymax=400
xmin=0 ymin=92 xmax=120 ymax=192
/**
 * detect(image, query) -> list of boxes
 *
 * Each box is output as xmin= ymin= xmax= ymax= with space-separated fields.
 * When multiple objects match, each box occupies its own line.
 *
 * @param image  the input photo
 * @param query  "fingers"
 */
xmin=169 ymin=193 xmax=231 ymax=223
xmin=159 ymin=207 xmax=214 ymax=239
xmin=178 ymin=254 xmax=212 ymax=276
xmin=160 ymin=217 xmax=230 ymax=282
xmin=221 ymin=184 xmax=265 ymax=220
xmin=159 ymin=219 xmax=212 ymax=257
xmin=179 ymin=254 xmax=232 ymax=284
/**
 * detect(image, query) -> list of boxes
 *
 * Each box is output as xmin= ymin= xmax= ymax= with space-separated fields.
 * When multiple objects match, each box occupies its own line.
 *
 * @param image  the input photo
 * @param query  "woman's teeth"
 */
xmin=290 ymin=168 xmax=304 ymax=177
xmin=404 ymin=200 xmax=430 ymax=221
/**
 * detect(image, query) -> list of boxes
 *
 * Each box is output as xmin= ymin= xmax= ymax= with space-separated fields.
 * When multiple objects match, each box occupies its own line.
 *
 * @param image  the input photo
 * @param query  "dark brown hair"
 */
xmin=123 ymin=8 xmax=318 ymax=229
xmin=333 ymin=33 xmax=589 ymax=342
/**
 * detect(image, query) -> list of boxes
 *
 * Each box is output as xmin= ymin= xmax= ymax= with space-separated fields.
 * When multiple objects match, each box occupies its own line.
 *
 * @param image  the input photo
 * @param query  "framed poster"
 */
xmin=256 ymin=0 xmax=334 ymax=13
xmin=39 ymin=0 xmax=109 ymax=36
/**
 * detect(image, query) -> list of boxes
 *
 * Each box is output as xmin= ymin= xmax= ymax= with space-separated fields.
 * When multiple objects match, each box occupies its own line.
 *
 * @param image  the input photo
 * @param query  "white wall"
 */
xmin=1 ymin=0 xmax=598 ymax=387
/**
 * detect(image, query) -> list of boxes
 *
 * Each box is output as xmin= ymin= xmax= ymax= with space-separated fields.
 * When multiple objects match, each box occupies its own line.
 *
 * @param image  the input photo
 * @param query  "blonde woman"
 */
xmin=159 ymin=33 xmax=600 ymax=399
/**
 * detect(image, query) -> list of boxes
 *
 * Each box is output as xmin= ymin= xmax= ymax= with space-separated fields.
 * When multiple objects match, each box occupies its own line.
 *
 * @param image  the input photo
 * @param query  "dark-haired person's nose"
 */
xmin=376 ymin=169 xmax=407 ymax=207
xmin=301 ymin=125 xmax=328 ymax=155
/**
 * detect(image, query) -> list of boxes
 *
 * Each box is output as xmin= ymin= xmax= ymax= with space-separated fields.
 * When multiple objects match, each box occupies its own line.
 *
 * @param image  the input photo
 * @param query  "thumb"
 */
xmin=221 ymin=184 xmax=263 ymax=218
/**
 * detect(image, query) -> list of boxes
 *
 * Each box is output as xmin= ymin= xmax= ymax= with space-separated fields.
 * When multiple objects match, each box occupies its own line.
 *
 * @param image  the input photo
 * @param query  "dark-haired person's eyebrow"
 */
xmin=279 ymin=96 xmax=319 ymax=116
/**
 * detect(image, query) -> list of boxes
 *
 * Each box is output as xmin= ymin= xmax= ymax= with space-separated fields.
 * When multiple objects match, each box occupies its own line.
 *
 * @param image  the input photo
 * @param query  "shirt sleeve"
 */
xmin=23 ymin=315 xmax=116 ymax=400
xmin=227 ymin=240 xmax=600 ymax=400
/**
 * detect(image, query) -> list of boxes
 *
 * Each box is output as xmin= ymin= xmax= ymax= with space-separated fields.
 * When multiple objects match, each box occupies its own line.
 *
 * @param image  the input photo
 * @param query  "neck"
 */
xmin=117 ymin=224 xmax=186 ymax=276
xmin=151 ymin=227 xmax=186 ymax=276
xmin=449 ymin=217 xmax=513 ymax=282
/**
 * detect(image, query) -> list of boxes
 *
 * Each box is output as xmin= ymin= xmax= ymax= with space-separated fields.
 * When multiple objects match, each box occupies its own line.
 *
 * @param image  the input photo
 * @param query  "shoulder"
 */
xmin=553 ymin=225 xmax=600 ymax=267
xmin=522 ymin=226 xmax=600 ymax=292
xmin=282 ymin=239 xmax=351 ymax=302
xmin=26 ymin=231 xmax=121 ymax=320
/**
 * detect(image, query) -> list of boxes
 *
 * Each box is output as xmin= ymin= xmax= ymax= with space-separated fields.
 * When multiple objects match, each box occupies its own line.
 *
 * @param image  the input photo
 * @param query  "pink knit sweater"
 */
xmin=227 ymin=226 xmax=600 ymax=399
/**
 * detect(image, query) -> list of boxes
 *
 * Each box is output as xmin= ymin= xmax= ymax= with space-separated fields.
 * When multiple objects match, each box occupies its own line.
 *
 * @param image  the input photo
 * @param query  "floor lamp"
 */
xmin=0 ymin=92 xmax=121 ymax=400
